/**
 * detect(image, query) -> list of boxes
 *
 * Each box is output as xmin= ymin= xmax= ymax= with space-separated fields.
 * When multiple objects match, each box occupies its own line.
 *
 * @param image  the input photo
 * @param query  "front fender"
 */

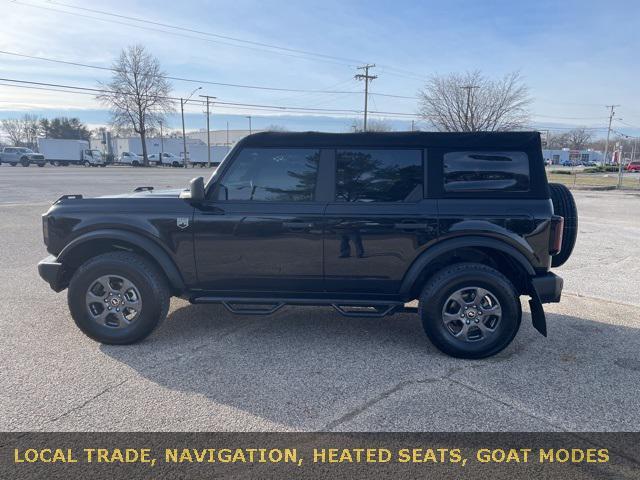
xmin=57 ymin=229 xmax=186 ymax=293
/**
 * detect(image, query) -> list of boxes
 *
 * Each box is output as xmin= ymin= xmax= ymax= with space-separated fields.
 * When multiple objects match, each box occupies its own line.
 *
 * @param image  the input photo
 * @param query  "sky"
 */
xmin=0 ymin=0 xmax=639 ymax=137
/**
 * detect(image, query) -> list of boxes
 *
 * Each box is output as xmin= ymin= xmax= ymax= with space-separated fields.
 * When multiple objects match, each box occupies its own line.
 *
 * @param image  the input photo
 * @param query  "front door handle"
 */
xmin=283 ymin=221 xmax=314 ymax=230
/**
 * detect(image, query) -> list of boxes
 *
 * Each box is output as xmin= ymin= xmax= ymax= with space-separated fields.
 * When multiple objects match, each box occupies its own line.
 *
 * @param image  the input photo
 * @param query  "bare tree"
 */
xmin=418 ymin=71 xmax=531 ymax=132
xmin=565 ymin=127 xmax=593 ymax=150
xmin=265 ymin=124 xmax=289 ymax=132
xmin=97 ymin=45 xmax=174 ymax=165
xmin=1 ymin=114 xmax=40 ymax=148
xmin=547 ymin=132 xmax=569 ymax=149
xmin=351 ymin=118 xmax=393 ymax=132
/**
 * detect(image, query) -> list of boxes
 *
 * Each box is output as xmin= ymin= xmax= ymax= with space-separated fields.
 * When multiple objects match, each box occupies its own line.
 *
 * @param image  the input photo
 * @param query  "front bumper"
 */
xmin=531 ymin=272 xmax=563 ymax=303
xmin=38 ymin=255 xmax=65 ymax=292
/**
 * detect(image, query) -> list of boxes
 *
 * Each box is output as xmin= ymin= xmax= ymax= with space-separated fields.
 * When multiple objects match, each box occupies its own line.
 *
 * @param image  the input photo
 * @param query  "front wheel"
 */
xmin=20 ymin=157 xmax=29 ymax=167
xmin=419 ymin=263 xmax=521 ymax=359
xmin=83 ymin=160 xmax=91 ymax=167
xmin=68 ymin=252 xmax=170 ymax=344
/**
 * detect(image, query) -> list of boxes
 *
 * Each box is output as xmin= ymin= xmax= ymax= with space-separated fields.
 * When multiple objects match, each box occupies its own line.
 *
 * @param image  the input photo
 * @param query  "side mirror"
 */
xmin=180 ymin=176 xmax=205 ymax=203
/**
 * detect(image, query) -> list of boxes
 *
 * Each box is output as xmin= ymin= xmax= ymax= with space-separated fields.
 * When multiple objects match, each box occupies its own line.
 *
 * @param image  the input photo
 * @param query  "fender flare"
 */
xmin=58 ymin=229 xmax=186 ymax=292
xmin=399 ymin=235 xmax=536 ymax=298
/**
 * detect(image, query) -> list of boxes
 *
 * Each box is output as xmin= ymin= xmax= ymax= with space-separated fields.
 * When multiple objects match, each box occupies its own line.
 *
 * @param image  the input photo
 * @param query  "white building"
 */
xmin=542 ymin=148 xmax=603 ymax=165
xmin=187 ymin=129 xmax=263 ymax=146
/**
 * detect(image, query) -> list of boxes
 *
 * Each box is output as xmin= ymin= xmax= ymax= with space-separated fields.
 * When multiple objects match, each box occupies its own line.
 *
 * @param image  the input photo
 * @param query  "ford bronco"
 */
xmin=38 ymin=131 xmax=577 ymax=358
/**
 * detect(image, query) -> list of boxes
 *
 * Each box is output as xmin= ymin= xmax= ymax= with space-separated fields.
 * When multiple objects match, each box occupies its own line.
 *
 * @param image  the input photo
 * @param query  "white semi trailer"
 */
xmin=37 ymin=139 xmax=105 ymax=167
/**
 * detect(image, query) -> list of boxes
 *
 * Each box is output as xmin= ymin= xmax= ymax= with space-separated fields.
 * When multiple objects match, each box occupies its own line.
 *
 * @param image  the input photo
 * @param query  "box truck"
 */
xmin=38 ymin=139 xmax=105 ymax=167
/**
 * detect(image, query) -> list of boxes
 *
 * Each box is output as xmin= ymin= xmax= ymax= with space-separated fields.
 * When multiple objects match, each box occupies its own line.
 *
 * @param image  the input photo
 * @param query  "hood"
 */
xmin=97 ymin=188 xmax=185 ymax=199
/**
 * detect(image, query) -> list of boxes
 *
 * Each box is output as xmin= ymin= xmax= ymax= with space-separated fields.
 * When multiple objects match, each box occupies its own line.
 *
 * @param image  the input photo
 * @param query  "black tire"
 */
xmin=83 ymin=160 xmax=91 ymax=167
xmin=172 ymin=161 xmax=180 ymax=168
xmin=132 ymin=160 xmax=140 ymax=167
xmin=37 ymin=163 xmax=45 ymax=167
xmin=20 ymin=157 xmax=29 ymax=167
xmin=549 ymin=183 xmax=578 ymax=267
xmin=419 ymin=263 xmax=521 ymax=359
xmin=68 ymin=252 xmax=170 ymax=344
xmin=10 ymin=162 xmax=17 ymax=167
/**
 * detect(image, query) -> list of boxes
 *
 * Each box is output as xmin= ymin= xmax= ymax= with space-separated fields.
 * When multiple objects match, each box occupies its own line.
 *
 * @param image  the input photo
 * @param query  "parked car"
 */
xmin=581 ymin=160 xmax=597 ymax=167
xmin=149 ymin=152 xmax=184 ymax=167
xmin=626 ymin=161 xmax=640 ymax=172
xmin=38 ymin=131 xmax=576 ymax=359
xmin=560 ymin=160 xmax=577 ymax=167
xmin=118 ymin=152 xmax=143 ymax=166
xmin=0 ymin=146 xmax=46 ymax=167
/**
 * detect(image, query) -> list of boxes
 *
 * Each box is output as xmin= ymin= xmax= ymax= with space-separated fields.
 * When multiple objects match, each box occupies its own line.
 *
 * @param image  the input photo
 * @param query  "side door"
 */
xmin=4 ymin=148 xmax=17 ymax=163
xmin=193 ymin=147 xmax=329 ymax=293
xmin=323 ymin=148 xmax=438 ymax=295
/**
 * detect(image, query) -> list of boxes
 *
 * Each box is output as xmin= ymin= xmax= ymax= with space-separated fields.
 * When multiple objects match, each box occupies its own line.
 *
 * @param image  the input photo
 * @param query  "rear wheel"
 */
xmin=68 ymin=252 xmax=170 ymax=344
xmin=419 ymin=263 xmax=521 ymax=359
xmin=20 ymin=157 xmax=29 ymax=167
xmin=549 ymin=183 xmax=578 ymax=267
xmin=132 ymin=160 xmax=140 ymax=167
xmin=10 ymin=162 xmax=17 ymax=167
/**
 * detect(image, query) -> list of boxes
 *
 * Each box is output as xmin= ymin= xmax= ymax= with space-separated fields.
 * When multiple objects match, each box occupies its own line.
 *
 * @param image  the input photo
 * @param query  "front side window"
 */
xmin=335 ymin=149 xmax=422 ymax=202
xmin=218 ymin=148 xmax=320 ymax=202
xmin=443 ymin=151 xmax=529 ymax=193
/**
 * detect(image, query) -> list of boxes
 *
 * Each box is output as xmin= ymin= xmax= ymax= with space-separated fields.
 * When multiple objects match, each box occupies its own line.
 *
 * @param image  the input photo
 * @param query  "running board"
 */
xmin=191 ymin=296 xmax=412 ymax=318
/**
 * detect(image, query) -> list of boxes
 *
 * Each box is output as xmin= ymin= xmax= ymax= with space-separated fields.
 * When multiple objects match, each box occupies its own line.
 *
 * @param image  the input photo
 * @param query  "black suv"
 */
xmin=38 ymin=131 xmax=577 ymax=358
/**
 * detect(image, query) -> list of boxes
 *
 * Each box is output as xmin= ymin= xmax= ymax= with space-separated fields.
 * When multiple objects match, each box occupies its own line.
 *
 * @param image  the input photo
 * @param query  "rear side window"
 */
xmin=336 ymin=149 xmax=422 ymax=202
xmin=443 ymin=151 xmax=529 ymax=192
xmin=218 ymin=148 xmax=320 ymax=201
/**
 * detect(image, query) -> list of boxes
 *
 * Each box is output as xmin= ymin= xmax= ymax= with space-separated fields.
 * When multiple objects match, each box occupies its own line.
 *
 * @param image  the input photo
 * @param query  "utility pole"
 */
xmin=460 ymin=85 xmax=479 ymax=131
xmin=181 ymin=87 xmax=202 ymax=168
xmin=603 ymin=104 xmax=619 ymax=164
xmin=199 ymin=94 xmax=217 ymax=168
xmin=226 ymin=121 xmax=229 ymax=147
xmin=617 ymin=142 xmax=624 ymax=188
xmin=355 ymin=64 xmax=377 ymax=132
xmin=246 ymin=116 xmax=252 ymax=135
xmin=159 ymin=120 xmax=164 ymax=166
xmin=411 ymin=119 xmax=415 ymax=132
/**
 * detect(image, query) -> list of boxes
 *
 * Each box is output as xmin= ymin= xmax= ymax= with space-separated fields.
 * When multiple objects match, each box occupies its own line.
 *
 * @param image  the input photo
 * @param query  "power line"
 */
xmin=0 ymin=49 xmax=411 ymax=99
xmin=11 ymin=0 xmax=362 ymax=68
xmin=0 ymin=77 xmax=423 ymax=118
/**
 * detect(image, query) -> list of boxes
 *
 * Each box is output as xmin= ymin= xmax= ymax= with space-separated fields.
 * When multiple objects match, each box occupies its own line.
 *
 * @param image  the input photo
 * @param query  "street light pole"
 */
xmin=181 ymin=86 xmax=202 ymax=168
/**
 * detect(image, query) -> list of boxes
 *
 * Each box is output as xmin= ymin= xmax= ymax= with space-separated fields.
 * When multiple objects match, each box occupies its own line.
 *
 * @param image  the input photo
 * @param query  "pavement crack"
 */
xmin=446 ymin=377 xmax=567 ymax=431
xmin=44 ymin=378 xmax=130 ymax=427
xmin=324 ymin=368 xmax=459 ymax=431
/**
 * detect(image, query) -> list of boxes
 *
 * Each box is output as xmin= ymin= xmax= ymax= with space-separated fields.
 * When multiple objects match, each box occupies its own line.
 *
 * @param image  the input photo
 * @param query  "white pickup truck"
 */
xmin=0 ymin=147 xmax=46 ymax=167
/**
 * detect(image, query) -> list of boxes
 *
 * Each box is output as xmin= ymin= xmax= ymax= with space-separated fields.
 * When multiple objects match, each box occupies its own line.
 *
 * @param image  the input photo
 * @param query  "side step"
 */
xmin=192 ymin=296 xmax=415 ymax=318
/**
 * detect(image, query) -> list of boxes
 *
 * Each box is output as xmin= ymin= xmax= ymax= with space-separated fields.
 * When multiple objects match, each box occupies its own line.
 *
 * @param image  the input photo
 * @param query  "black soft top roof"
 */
xmin=238 ymin=131 xmax=542 ymax=150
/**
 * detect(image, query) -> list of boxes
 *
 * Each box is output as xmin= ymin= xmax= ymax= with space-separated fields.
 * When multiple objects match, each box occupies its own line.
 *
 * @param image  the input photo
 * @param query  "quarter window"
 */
xmin=218 ymin=148 xmax=320 ymax=201
xmin=335 ymin=149 xmax=422 ymax=202
xmin=443 ymin=151 xmax=529 ymax=192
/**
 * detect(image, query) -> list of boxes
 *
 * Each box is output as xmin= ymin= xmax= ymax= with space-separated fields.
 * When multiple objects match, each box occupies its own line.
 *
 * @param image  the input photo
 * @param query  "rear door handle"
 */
xmin=394 ymin=223 xmax=429 ymax=230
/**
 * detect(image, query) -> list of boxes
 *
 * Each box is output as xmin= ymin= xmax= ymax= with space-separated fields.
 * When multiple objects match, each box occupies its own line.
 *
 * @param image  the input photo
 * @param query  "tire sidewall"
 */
xmin=421 ymin=269 xmax=521 ymax=358
xmin=68 ymin=258 xmax=164 ymax=344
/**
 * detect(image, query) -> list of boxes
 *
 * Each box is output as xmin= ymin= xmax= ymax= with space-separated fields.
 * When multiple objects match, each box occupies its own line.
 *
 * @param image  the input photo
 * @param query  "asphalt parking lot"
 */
xmin=1 ymin=167 xmax=639 ymax=431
